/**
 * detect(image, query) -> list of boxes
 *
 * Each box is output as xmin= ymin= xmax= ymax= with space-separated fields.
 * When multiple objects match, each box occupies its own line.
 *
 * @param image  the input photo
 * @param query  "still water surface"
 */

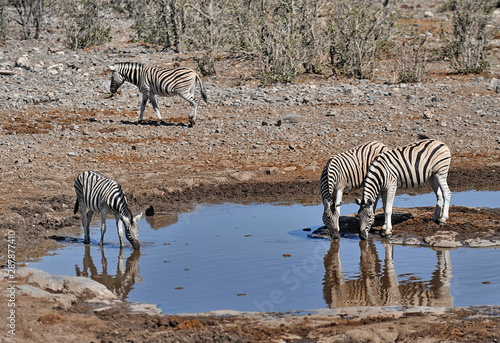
xmin=29 ymin=191 xmax=500 ymax=314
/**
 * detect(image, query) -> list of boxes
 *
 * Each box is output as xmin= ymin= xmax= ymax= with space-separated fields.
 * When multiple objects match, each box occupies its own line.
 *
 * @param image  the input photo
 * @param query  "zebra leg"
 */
xmin=179 ymin=90 xmax=198 ymax=127
xmin=82 ymin=204 xmax=93 ymax=244
xmin=433 ymin=173 xmax=451 ymax=225
xmin=139 ymin=92 xmax=149 ymax=123
xmin=431 ymin=174 xmax=444 ymax=223
xmin=148 ymin=92 xmax=163 ymax=123
xmin=116 ymin=216 xmax=125 ymax=248
xmin=332 ymin=189 xmax=344 ymax=237
xmin=373 ymin=194 xmax=381 ymax=213
xmin=381 ymin=187 xmax=396 ymax=237
xmin=99 ymin=209 xmax=107 ymax=248
xmin=441 ymin=175 xmax=451 ymax=224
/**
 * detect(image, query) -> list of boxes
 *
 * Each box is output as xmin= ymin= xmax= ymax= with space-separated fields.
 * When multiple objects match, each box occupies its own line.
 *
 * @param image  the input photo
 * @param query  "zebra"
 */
xmin=320 ymin=141 xmax=388 ymax=239
xmin=74 ymin=170 xmax=142 ymax=250
xmin=355 ymin=138 xmax=451 ymax=240
xmin=109 ymin=62 xmax=207 ymax=127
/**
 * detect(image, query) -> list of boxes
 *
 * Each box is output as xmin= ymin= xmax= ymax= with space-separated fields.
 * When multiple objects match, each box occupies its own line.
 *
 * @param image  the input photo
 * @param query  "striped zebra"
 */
xmin=320 ymin=141 xmax=388 ymax=239
xmin=109 ymin=62 xmax=207 ymax=127
xmin=355 ymin=138 xmax=451 ymax=240
xmin=74 ymin=170 xmax=142 ymax=250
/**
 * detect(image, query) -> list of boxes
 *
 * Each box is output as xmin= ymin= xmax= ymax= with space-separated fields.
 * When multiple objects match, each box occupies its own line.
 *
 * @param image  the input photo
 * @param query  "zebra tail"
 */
xmin=197 ymin=75 xmax=208 ymax=103
xmin=74 ymin=200 xmax=79 ymax=215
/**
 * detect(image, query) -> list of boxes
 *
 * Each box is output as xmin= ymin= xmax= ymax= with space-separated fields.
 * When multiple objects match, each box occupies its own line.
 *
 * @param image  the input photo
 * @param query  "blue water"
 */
xmin=29 ymin=191 xmax=500 ymax=313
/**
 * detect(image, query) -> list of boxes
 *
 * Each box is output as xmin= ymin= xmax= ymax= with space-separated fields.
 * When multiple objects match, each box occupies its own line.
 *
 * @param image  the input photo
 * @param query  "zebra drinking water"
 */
xmin=74 ymin=170 xmax=142 ymax=250
xmin=109 ymin=62 xmax=207 ymax=127
xmin=320 ymin=141 xmax=388 ymax=239
xmin=355 ymin=138 xmax=451 ymax=240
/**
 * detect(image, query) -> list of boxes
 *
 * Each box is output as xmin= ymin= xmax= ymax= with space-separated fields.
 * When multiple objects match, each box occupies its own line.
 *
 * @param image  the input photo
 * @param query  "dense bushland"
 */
xmin=1 ymin=0 xmax=498 ymax=82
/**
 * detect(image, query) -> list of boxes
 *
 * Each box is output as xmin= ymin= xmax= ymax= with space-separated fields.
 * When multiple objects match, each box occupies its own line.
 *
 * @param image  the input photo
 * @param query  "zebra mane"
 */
xmin=113 ymin=182 xmax=133 ymax=221
xmin=112 ymin=62 xmax=145 ymax=71
xmin=120 ymin=205 xmax=133 ymax=223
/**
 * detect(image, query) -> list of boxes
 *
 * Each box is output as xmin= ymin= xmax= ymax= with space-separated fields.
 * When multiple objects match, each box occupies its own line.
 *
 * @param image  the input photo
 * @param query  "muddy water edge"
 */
xmin=4 ymin=166 xmax=500 ymax=265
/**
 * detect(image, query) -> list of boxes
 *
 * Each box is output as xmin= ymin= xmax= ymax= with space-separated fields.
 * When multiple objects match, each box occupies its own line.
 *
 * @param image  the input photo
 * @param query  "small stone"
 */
xmin=265 ymin=167 xmax=280 ymax=175
xmin=277 ymin=112 xmax=303 ymax=125
xmin=15 ymin=55 xmax=31 ymax=70
xmin=423 ymin=109 xmax=434 ymax=119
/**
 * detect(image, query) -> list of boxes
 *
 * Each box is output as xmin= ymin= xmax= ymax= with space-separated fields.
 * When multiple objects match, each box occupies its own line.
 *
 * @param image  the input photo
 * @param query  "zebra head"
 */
xmin=322 ymin=202 xmax=340 ymax=239
xmin=355 ymin=198 xmax=375 ymax=240
xmin=123 ymin=212 xmax=142 ymax=250
xmin=109 ymin=65 xmax=125 ymax=94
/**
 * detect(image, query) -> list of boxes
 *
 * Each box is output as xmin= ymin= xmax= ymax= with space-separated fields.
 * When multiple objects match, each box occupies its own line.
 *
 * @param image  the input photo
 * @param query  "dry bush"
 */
xmin=117 ymin=0 xmax=185 ymax=53
xmin=393 ymin=29 xmax=430 ymax=83
xmin=0 ymin=2 xmax=7 ymax=43
xmin=255 ymin=0 xmax=328 ymax=84
xmin=328 ymin=0 xmax=398 ymax=79
xmin=443 ymin=0 xmax=494 ymax=74
xmin=7 ymin=0 xmax=43 ymax=39
xmin=63 ymin=0 xmax=111 ymax=50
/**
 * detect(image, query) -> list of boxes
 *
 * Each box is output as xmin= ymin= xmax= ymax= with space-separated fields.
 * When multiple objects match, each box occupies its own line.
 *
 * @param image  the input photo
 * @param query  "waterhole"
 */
xmin=30 ymin=191 xmax=499 ymax=314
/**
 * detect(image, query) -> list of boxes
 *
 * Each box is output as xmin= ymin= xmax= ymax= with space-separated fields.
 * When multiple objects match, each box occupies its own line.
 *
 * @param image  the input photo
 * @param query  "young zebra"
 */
xmin=109 ymin=62 xmax=207 ymax=127
xmin=74 ymin=170 xmax=142 ymax=250
xmin=355 ymin=139 xmax=451 ymax=240
xmin=320 ymin=141 xmax=388 ymax=239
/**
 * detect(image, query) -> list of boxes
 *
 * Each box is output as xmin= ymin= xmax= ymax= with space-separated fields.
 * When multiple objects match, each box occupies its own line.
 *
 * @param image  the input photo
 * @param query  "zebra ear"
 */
xmin=109 ymin=65 xmax=116 ymax=71
xmin=133 ymin=212 xmax=143 ymax=223
xmin=355 ymin=198 xmax=362 ymax=206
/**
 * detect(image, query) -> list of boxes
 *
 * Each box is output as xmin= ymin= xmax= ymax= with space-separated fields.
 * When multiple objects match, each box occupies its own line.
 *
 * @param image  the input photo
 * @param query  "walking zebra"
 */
xmin=109 ymin=62 xmax=207 ymax=127
xmin=320 ymin=141 xmax=388 ymax=239
xmin=74 ymin=171 xmax=142 ymax=250
xmin=355 ymin=138 xmax=451 ymax=240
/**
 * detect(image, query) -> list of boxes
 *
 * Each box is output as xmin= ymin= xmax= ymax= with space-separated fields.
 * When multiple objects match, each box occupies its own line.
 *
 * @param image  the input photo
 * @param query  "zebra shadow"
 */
xmin=120 ymin=119 xmax=187 ymax=127
xmin=75 ymin=245 xmax=142 ymax=300
xmin=308 ymin=212 xmax=413 ymax=239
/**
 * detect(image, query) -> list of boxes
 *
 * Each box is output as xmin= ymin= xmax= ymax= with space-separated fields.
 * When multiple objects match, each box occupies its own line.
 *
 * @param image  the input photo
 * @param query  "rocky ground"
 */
xmin=1 ymin=2 xmax=500 ymax=342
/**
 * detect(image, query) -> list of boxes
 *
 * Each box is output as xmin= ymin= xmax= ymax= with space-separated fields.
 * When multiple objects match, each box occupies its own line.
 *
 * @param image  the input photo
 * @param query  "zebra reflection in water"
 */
xmin=323 ymin=240 xmax=452 ymax=308
xmin=75 ymin=246 xmax=142 ymax=300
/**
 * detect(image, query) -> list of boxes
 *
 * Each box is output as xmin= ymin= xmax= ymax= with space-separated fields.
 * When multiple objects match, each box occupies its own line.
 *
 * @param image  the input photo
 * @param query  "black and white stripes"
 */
xmin=320 ymin=141 xmax=388 ymax=238
xmin=109 ymin=62 xmax=207 ymax=126
xmin=356 ymin=139 xmax=452 ymax=240
xmin=74 ymin=170 xmax=142 ymax=250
